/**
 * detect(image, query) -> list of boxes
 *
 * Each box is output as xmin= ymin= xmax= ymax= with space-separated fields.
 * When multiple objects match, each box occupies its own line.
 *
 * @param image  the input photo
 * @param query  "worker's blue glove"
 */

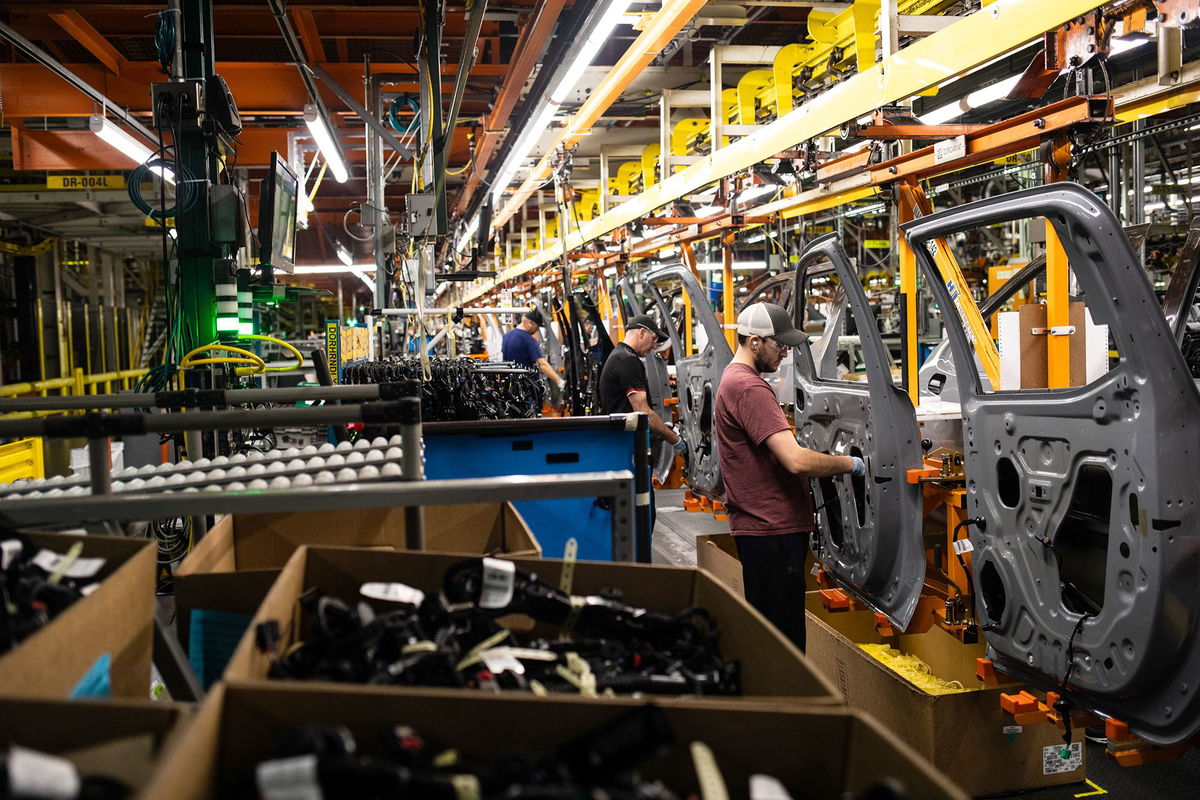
xmin=849 ymin=455 xmax=866 ymax=477
xmin=673 ymin=435 xmax=688 ymax=455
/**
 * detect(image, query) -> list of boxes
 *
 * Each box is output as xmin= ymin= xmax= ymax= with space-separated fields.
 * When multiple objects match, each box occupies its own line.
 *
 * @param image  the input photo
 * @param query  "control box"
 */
xmin=152 ymin=80 xmax=205 ymax=131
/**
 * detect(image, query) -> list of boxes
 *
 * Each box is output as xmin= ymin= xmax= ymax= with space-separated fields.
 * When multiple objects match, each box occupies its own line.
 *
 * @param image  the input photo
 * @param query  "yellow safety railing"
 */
xmin=0 ymin=367 xmax=148 ymax=418
xmin=0 ymin=438 xmax=44 ymax=483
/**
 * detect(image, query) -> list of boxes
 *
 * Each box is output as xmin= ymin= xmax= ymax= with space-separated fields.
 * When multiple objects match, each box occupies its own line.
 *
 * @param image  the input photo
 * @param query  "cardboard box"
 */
xmin=804 ymin=594 xmax=1087 ymax=796
xmin=139 ymin=681 xmax=968 ymax=800
xmin=695 ymin=533 xmax=820 ymax=599
xmin=174 ymin=502 xmax=540 ymax=645
xmin=0 ymin=695 xmax=188 ymax=794
xmin=0 ymin=531 xmax=154 ymax=699
xmin=225 ymin=546 xmax=840 ymax=703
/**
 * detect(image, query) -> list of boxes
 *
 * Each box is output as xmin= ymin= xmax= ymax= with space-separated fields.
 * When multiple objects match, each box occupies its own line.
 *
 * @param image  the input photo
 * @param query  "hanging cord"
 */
xmin=951 ymin=515 xmax=985 ymax=622
xmin=128 ymin=158 xmax=199 ymax=221
xmin=153 ymin=9 xmax=178 ymax=78
xmin=234 ymin=334 xmax=305 ymax=373
xmin=179 ymin=343 xmax=266 ymax=374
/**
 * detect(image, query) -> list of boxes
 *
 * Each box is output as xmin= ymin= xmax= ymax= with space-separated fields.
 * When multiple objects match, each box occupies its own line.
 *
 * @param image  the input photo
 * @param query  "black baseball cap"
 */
xmin=736 ymin=302 xmax=808 ymax=346
xmin=627 ymin=314 xmax=668 ymax=343
xmin=523 ymin=308 xmax=545 ymax=326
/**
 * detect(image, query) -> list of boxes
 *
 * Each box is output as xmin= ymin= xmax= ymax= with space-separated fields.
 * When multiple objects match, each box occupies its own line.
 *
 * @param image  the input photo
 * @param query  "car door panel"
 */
xmin=618 ymin=276 xmax=675 ymax=485
xmin=644 ymin=264 xmax=732 ymax=497
xmin=791 ymin=234 xmax=925 ymax=630
xmin=904 ymin=182 xmax=1200 ymax=745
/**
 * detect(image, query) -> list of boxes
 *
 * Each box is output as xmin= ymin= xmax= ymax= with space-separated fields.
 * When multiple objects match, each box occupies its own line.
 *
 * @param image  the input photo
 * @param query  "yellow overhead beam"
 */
xmin=463 ymin=0 xmax=1107 ymax=303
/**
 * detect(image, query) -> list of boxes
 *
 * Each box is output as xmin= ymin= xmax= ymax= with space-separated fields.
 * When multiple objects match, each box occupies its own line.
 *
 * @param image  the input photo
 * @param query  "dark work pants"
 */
xmin=734 ymin=532 xmax=809 ymax=652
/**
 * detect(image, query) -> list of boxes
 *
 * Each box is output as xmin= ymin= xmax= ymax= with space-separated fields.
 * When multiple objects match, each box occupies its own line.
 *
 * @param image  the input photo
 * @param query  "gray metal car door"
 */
xmin=905 ymin=182 xmax=1200 ymax=745
xmin=791 ymin=234 xmax=925 ymax=630
xmin=617 ymin=276 xmax=674 ymax=484
xmin=644 ymin=264 xmax=733 ymax=496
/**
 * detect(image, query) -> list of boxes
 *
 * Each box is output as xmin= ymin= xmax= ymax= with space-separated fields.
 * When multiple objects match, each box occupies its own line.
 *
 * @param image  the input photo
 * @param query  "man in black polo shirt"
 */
xmin=600 ymin=314 xmax=686 ymax=454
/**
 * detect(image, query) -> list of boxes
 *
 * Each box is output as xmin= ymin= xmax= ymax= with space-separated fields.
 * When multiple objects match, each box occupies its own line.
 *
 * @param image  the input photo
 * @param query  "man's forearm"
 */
xmin=793 ymin=449 xmax=853 ymax=477
xmin=536 ymin=359 xmax=560 ymax=383
xmin=647 ymin=410 xmax=680 ymax=443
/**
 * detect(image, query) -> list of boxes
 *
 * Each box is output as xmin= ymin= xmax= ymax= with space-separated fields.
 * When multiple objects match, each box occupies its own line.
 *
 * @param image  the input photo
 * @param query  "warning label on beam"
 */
xmin=47 ymin=175 xmax=126 ymax=190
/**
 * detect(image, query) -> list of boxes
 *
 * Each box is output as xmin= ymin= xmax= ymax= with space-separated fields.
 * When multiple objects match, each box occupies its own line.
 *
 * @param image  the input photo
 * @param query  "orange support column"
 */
xmin=722 ymin=232 xmax=736 ymax=350
xmin=897 ymin=181 xmax=920 ymax=404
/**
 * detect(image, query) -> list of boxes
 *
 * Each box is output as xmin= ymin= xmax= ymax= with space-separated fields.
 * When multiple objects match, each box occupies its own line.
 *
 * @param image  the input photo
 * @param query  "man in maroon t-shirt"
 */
xmin=715 ymin=302 xmax=864 ymax=651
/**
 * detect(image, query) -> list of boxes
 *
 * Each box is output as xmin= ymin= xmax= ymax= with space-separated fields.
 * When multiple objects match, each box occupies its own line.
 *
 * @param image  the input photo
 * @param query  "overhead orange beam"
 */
xmin=0 ymin=62 xmax=506 ymax=117
xmin=452 ymin=0 xmax=568 ymax=217
xmin=493 ymin=0 xmax=709 ymax=229
xmin=291 ymin=8 xmax=325 ymax=63
xmin=47 ymin=10 xmax=127 ymax=75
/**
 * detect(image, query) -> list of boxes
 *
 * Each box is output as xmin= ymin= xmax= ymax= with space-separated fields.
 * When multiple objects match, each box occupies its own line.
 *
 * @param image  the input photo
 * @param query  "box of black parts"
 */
xmin=138 ymin=681 xmax=968 ymax=800
xmin=0 ymin=530 xmax=154 ymax=699
xmin=174 ymin=503 xmax=540 ymax=686
xmin=0 ymin=695 xmax=188 ymax=797
xmin=804 ymin=594 xmax=1087 ymax=796
xmin=224 ymin=546 xmax=840 ymax=702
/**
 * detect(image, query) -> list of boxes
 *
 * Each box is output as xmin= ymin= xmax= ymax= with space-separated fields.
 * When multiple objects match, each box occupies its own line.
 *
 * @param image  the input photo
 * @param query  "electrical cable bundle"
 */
xmin=0 ymin=534 xmax=98 ymax=655
xmin=258 ymin=557 xmax=740 ymax=697
xmin=342 ymin=356 xmax=544 ymax=421
xmin=127 ymin=158 xmax=199 ymax=222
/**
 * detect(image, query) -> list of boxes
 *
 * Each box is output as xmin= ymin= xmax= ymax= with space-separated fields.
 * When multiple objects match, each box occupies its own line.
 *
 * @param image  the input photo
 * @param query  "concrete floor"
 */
xmin=651 ymin=488 xmax=729 ymax=567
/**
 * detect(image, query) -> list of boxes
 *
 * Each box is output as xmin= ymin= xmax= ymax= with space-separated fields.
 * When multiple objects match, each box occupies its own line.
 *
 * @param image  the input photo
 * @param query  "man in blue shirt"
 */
xmin=502 ymin=309 xmax=566 ymax=392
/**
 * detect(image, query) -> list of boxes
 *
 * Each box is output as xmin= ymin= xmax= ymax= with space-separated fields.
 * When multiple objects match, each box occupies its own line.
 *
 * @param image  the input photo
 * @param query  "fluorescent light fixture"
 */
xmin=292 ymin=264 xmax=375 ymax=273
xmin=965 ymin=75 xmax=1021 ymax=109
xmin=457 ymin=213 xmax=481 ymax=252
xmin=350 ymin=269 xmax=375 ymax=291
xmin=303 ymin=104 xmax=349 ymax=184
xmin=918 ymin=101 xmax=967 ymax=126
xmin=844 ymin=202 xmax=886 ymax=218
xmin=1110 ymin=35 xmax=1152 ymax=55
xmin=737 ymin=183 xmax=778 ymax=204
xmin=491 ymin=102 xmax=559 ymax=201
xmin=88 ymin=115 xmax=174 ymax=184
xmin=490 ymin=0 xmax=633 ymax=203
xmin=697 ymin=260 xmax=767 ymax=271
xmin=693 ymin=204 xmax=722 ymax=217
xmin=549 ymin=0 xmax=635 ymax=104
xmin=335 ymin=242 xmax=354 ymax=267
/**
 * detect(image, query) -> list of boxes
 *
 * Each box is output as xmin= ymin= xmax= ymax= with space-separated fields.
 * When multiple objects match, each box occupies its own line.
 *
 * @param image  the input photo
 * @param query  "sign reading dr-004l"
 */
xmin=46 ymin=175 xmax=126 ymax=190
xmin=905 ymin=182 xmax=1200 ymax=746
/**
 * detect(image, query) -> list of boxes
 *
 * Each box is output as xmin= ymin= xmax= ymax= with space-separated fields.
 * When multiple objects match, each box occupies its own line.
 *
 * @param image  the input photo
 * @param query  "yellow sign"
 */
xmin=47 ymin=174 xmax=126 ymax=190
xmin=864 ymin=239 xmax=890 ymax=249
xmin=144 ymin=217 xmax=176 ymax=228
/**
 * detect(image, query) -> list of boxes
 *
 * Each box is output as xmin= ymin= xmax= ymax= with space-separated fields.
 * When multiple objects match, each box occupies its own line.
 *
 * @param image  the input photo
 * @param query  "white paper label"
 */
xmin=1 ymin=540 xmax=21 ymax=570
xmin=257 ymin=754 xmax=324 ymax=800
xmin=7 ymin=746 xmax=82 ymax=800
xmin=32 ymin=549 xmax=105 ymax=579
xmin=359 ymin=582 xmax=425 ymax=606
xmin=80 ymin=583 xmax=101 ymax=597
xmin=953 ymin=538 xmax=974 ymax=555
xmin=479 ymin=558 xmax=515 ymax=609
xmin=1003 ymin=725 xmax=1023 ymax=735
xmin=480 ymin=650 xmax=525 ymax=676
xmin=934 ymin=135 xmax=967 ymax=164
xmin=749 ymin=774 xmax=794 ymax=800
xmin=1042 ymin=742 xmax=1082 ymax=774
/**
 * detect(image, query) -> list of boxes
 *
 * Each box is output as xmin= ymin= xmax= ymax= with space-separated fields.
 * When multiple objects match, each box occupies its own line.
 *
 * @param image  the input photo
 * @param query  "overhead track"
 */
xmin=462 ymin=0 xmax=1108 ymax=303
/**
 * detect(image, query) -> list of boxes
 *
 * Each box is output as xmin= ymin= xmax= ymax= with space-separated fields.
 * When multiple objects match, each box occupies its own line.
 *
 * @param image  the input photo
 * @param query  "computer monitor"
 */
xmin=258 ymin=151 xmax=299 ymax=273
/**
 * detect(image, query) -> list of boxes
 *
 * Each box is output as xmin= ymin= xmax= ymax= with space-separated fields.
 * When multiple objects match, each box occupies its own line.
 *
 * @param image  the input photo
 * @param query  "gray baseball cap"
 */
xmin=736 ymin=302 xmax=808 ymax=346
